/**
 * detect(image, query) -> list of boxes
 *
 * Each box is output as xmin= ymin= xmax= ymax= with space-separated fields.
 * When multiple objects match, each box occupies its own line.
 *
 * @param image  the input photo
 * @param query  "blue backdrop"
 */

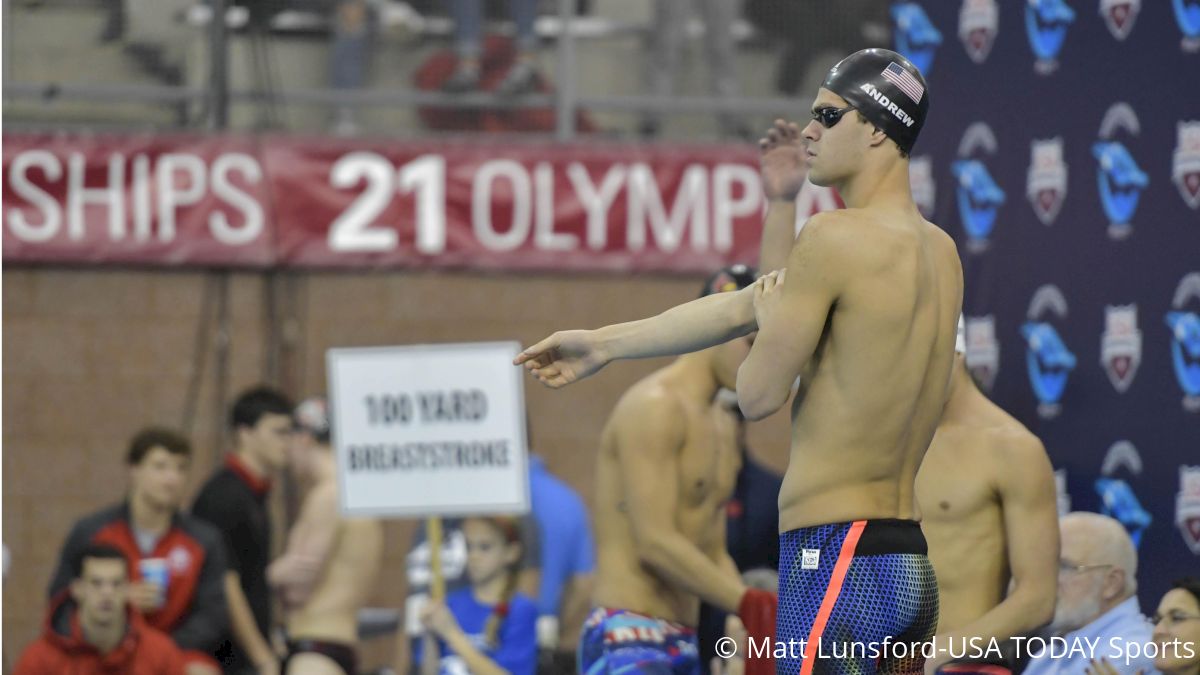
xmin=891 ymin=0 xmax=1200 ymax=611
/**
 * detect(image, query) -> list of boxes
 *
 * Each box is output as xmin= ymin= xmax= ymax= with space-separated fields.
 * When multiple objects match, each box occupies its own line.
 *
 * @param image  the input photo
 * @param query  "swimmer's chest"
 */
xmin=917 ymin=439 xmax=1001 ymax=523
xmin=676 ymin=407 xmax=740 ymax=508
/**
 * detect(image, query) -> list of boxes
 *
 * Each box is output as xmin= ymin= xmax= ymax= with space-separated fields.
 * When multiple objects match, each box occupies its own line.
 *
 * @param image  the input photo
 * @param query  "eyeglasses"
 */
xmin=811 ymin=106 xmax=856 ymax=129
xmin=1151 ymin=611 xmax=1200 ymax=627
xmin=1058 ymin=561 xmax=1112 ymax=576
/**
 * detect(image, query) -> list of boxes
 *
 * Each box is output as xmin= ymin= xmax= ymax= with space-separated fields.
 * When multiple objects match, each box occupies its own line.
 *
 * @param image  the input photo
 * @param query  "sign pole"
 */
xmin=428 ymin=515 xmax=445 ymax=602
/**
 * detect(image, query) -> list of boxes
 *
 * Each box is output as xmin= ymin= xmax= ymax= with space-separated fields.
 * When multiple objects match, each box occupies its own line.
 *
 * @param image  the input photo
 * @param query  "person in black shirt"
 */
xmin=193 ymin=386 xmax=294 ymax=675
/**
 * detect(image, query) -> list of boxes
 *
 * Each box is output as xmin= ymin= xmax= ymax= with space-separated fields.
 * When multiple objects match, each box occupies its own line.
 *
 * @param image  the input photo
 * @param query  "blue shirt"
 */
xmin=1022 ymin=596 xmax=1160 ymax=675
xmin=529 ymin=455 xmax=595 ymax=617
xmin=415 ymin=588 xmax=539 ymax=675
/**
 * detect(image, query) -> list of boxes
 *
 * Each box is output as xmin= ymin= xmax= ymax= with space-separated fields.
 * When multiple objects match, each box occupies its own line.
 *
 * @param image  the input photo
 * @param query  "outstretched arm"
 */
xmin=514 ymin=284 xmax=760 ymax=388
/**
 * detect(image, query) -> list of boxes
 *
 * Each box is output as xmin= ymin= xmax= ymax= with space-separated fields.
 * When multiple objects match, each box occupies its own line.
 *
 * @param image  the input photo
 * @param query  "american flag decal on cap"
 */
xmin=882 ymin=62 xmax=924 ymax=104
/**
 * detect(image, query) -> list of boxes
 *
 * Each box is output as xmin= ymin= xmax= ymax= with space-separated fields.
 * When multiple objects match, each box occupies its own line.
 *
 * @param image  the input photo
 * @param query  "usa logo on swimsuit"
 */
xmin=1176 ymin=466 xmax=1200 ymax=555
xmin=1166 ymin=272 xmax=1200 ymax=413
xmin=892 ymin=3 xmax=942 ymax=76
xmin=1100 ymin=0 xmax=1140 ymax=40
xmin=964 ymin=314 xmax=1000 ymax=392
xmin=952 ymin=123 xmax=1005 ymax=254
xmin=959 ymin=0 xmax=999 ymax=64
xmin=1022 ymin=285 xmax=1076 ymax=420
xmin=1101 ymin=304 xmax=1141 ymax=393
xmin=909 ymin=156 xmax=936 ymax=219
xmin=1094 ymin=103 xmax=1148 ymax=240
xmin=1025 ymin=0 xmax=1076 ymax=75
xmin=1095 ymin=440 xmax=1152 ymax=548
xmin=1174 ymin=0 xmax=1200 ymax=51
xmin=1026 ymin=138 xmax=1068 ymax=226
xmin=1173 ymin=121 xmax=1200 ymax=210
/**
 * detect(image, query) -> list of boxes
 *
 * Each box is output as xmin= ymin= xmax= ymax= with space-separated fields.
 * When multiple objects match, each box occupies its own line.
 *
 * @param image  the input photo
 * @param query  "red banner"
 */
xmin=3 ymin=134 xmax=839 ymax=272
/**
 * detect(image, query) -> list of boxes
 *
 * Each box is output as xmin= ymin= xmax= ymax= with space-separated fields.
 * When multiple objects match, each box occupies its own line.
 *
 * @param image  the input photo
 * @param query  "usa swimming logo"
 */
xmin=1100 ymin=0 xmax=1140 ymax=40
xmin=964 ymin=314 xmax=1000 ymax=391
xmin=1096 ymin=440 xmax=1152 ymax=548
xmin=909 ymin=156 xmax=936 ymax=218
xmin=1173 ymin=121 xmax=1200 ymax=210
xmin=1166 ymin=272 xmax=1200 ymax=413
xmin=1094 ymin=103 xmax=1149 ymax=240
xmin=952 ymin=122 xmax=1005 ymax=254
xmin=1026 ymin=137 xmax=1068 ymax=226
xmin=1026 ymin=0 xmax=1076 ymax=74
xmin=1022 ymin=285 xmax=1076 ymax=419
xmin=1177 ymin=466 xmax=1200 ymax=555
xmin=1101 ymin=304 xmax=1141 ymax=393
xmin=893 ymin=3 xmax=943 ymax=75
xmin=959 ymin=0 xmax=1000 ymax=63
xmin=1174 ymin=0 xmax=1200 ymax=51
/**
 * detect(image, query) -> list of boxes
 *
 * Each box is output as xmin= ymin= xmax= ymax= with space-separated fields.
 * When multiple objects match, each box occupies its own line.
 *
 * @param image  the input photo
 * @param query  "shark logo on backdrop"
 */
xmin=1100 ymin=0 xmax=1141 ymax=40
xmin=1022 ymin=285 xmax=1076 ymax=419
xmin=1174 ymin=0 xmax=1200 ymax=51
xmin=1177 ymin=466 xmax=1200 ymax=554
xmin=1026 ymin=0 xmax=1076 ymax=74
xmin=893 ymin=3 xmax=943 ymax=75
xmin=1055 ymin=469 xmax=1072 ymax=516
xmin=1096 ymin=440 xmax=1152 ymax=548
xmin=1101 ymin=304 xmax=1142 ymax=393
xmin=1027 ymin=137 xmax=1068 ymax=225
xmin=909 ymin=156 xmax=936 ymax=218
xmin=1167 ymin=272 xmax=1200 ymax=412
xmin=953 ymin=123 xmax=1006 ymax=253
xmin=965 ymin=315 xmax=1000 ymax=391
xmin=1173 ymin=121 xmax=1200 ymax=210
xmin=959 ymin=0 xmax=1000 ymax=63
xmin=1094 ymin=103 xmax=1149 ymax=240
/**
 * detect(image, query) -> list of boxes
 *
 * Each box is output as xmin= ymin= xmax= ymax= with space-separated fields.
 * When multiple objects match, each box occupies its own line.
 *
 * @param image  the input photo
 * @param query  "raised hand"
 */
xmin=759 ymin=119 xmax=807 ymax=202
xmin=513 ymin=330 xmax=611 ymax=388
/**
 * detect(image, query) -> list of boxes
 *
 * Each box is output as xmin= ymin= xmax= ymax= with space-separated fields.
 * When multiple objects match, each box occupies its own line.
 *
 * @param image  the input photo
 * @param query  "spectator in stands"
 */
xmin=415 ymin=516 xmax=539 ymax=675
xmin=47 ymin=428 xmax=228 ymax=675
xmin=1024 ymin=512 xmax=1156 ymax=675
xmin=443 ymin=0 xmax=539 ymax=95
xmin=398 ymin=511 xmax=541 ymax=674
xmin=192 ymin=386 xmax=294 ymax=675
xmin=527 ymin=451 xmax=595 ymax=675
xmin=330 ymin=0 xmax=372 ymax=135
xmin=1150 ymin=577 xmax=1200 ymax=675
xmin=641 ymin=0 xmax=745 ymax=138
xmin=15 ymin=544 xmax=186 ymax=675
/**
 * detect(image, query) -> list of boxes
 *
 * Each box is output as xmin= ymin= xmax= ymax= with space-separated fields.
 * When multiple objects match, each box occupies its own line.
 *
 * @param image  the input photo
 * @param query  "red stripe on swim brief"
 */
xmin=799 ymin=520 xmax=866 ymax=675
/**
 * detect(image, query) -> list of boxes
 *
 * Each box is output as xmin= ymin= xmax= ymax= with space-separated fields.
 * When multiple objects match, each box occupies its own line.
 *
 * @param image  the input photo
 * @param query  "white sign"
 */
xmin=327 ymin=341 xmax=529 ymax=517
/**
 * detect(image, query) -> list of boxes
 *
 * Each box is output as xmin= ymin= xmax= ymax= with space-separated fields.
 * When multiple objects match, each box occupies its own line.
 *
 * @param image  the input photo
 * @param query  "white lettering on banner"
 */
xmin=131 ymin=155 xmax=153 ymax=241
xmin=473 ymin=159 xmax=532 ymax=251
xmin=566 ymin=162 xmax=627 ymax=250
xmin=329 ymin=152 xmax=398 ymax=252
xmin=156 ymin=153 xmax=207 ymax=242
xmin=627 ymin=163 xmax=709 ymax=252
xmin=209 ymin=153 xmax=265 ymax=245
xmin=6 ymin=150 xmax=63 ymax=242
xmin=712 ymin=164 xmax=761 ymax=252
xmin=534 ymin=162 xmax=577 ymax=251
xmin=68 ymin=152 xmax=125 ymax=241
xmin=398 ymin=154 xmax=447 ymax=254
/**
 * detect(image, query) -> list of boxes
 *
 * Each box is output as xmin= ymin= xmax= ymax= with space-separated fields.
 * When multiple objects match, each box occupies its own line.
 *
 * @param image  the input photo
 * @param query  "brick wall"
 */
xmin=2 ymin=267 xmax=791 ymax=671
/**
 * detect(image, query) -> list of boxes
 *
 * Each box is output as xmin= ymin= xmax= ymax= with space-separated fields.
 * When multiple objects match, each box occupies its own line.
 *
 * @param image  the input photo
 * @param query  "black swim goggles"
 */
xmin=811 ymin=105 xmax=856 ymax=129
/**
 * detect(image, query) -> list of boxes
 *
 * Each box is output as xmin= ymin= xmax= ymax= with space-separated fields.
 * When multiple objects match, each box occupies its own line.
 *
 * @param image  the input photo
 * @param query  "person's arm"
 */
xmin=613 ymin=391 xmax=746 ymax=613
xmin=927 ymin=432 xmax=1059 ymax=672
xmin=267 ymin=483 xmax=339 ymax=607
xmin=417 ymin=631 xmax=439 ymax=675
xmin=421 ymin=601 xmax=510 ymax=675
xmin=737 ymin=214 xmax=849 ymax=420
xmin=757 ymin=119 xmax=807 ymax=274
xmin=224 ymin=571 xmax=277 ymax=672
xmin=514 ymin=289 xmax=759 ymax=388
xmin=171 ymin=525 xmax=229 ymax=653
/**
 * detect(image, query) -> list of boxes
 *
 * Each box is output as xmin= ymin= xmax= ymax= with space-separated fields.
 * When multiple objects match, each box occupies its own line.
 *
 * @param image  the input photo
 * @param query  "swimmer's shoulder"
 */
xmin=981 ymin=414 xmax=1050 ymax=484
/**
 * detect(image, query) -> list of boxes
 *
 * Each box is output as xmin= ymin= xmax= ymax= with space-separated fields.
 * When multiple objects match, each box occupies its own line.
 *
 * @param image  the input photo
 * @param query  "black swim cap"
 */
xmin=822 ymin=48 xmax=929 ymax=155
xmin=700 ymin=264 xmax=757 ymax=298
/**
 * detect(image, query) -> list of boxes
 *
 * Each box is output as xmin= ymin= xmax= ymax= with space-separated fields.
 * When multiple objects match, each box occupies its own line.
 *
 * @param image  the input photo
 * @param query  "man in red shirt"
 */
xmin=48 ymin=428 xmax=228 ymax=675
xmin=15 ymin=544 xmax=186 ymax=675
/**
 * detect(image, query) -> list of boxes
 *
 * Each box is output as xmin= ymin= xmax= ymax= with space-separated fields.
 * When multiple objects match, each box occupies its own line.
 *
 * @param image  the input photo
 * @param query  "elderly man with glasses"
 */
xmin=1023 ymin=512 xmax=1159 ymax=675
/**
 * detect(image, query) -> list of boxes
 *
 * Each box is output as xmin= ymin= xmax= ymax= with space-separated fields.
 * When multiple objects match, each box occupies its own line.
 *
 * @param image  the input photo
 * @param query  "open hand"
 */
xmin=513 ymin=330 xmax=610 ymax=388
xmin=759 ymin=119 xmax=807 ymax=202
xmin=751 ymin=271 xmax=786 ymax=331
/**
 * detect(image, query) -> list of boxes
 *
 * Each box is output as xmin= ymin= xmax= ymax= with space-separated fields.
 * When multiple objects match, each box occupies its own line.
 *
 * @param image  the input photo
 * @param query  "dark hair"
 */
xmin=230 ymin=386 xmax=293 ymax=431
xmin=72 ymin=544 xmax=128 ymax=578
xmin=126 ymin=427 xmax=192 ymax=466
xmin=699 ymin=264 xmax=758 ymax=298
xmin=1171 ymin=577 xmax=1200 ymax=608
